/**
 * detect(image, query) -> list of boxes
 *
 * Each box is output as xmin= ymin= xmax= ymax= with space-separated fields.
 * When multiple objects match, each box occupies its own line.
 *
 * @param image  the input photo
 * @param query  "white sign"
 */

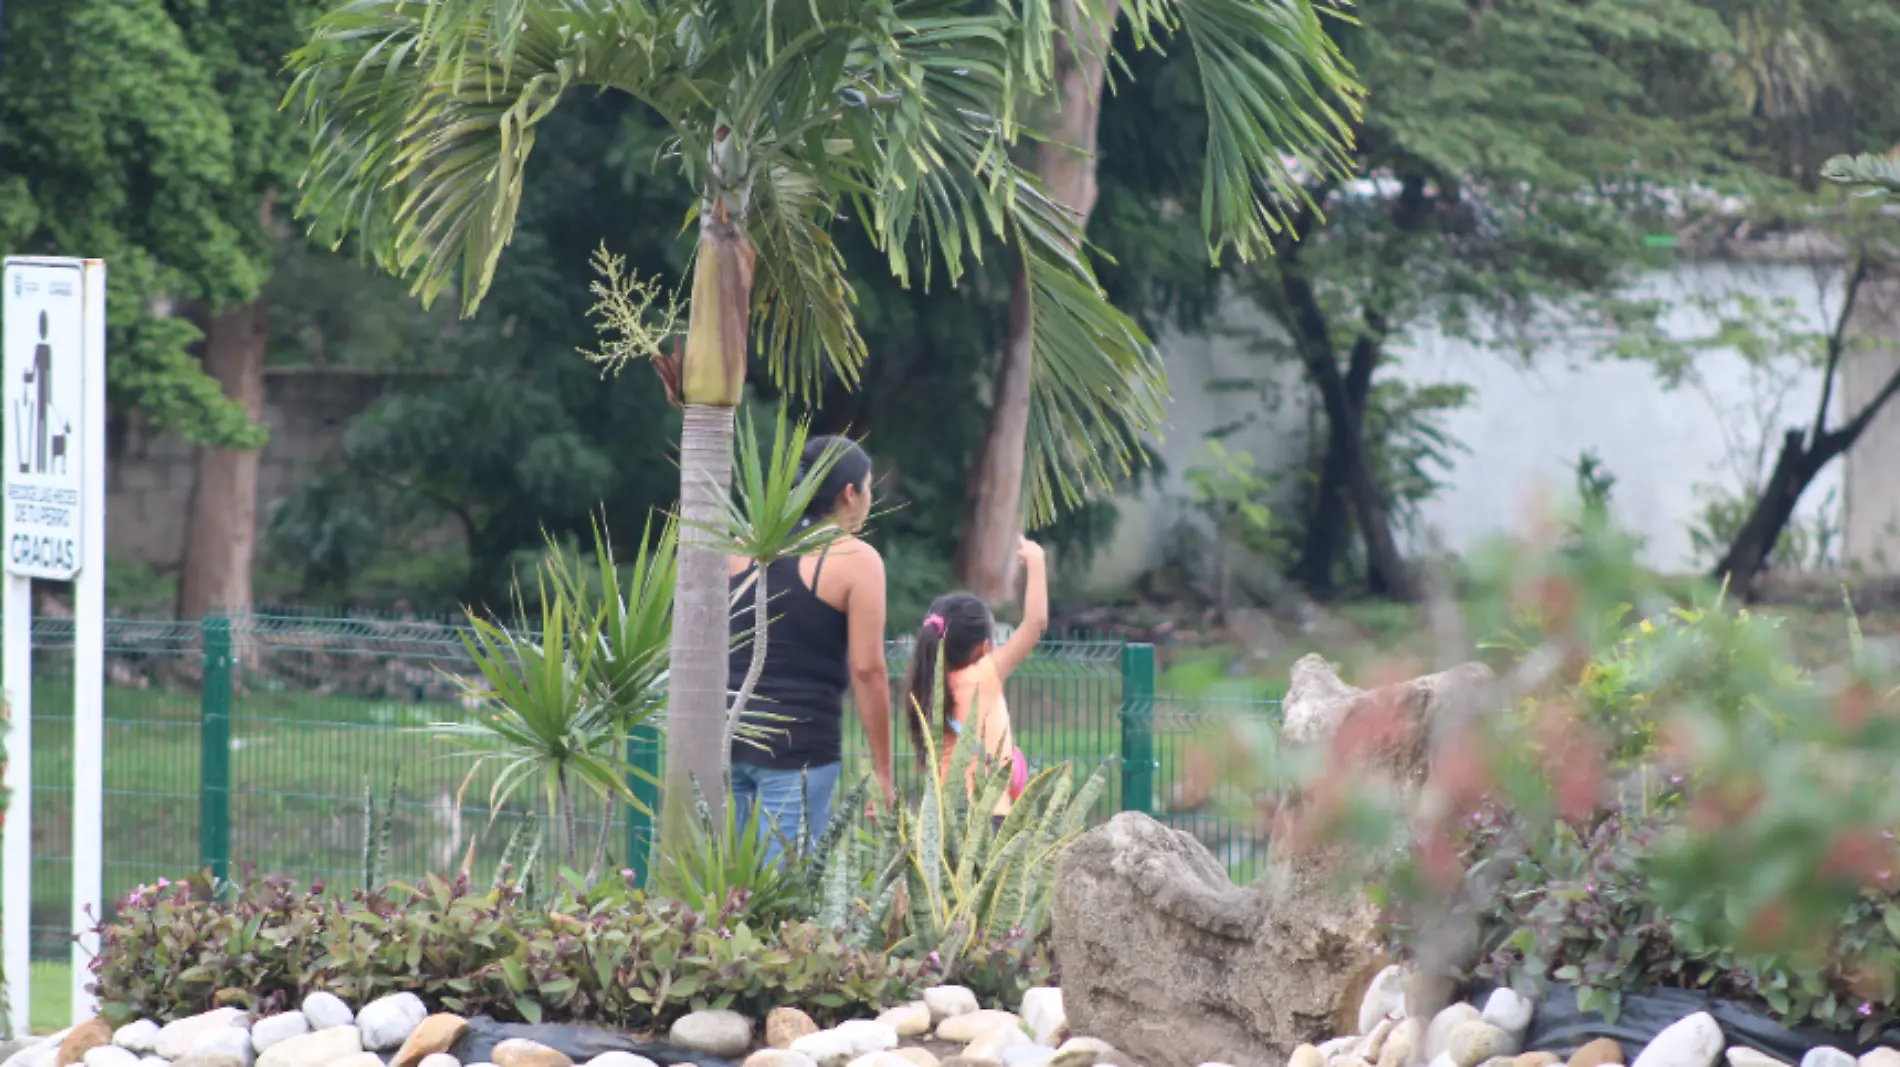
xmin=3 ymin=261 xmax=87 ymax=579
xmin=1 ymin=255 xmax=106 ymax=1032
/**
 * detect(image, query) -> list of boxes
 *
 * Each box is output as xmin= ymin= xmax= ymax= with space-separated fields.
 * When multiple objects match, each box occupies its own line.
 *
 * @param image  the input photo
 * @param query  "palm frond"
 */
xmin=747 ymin=164 xmax=868 ymax=401
xmin=288 ymin=0 xmax=644 ymax=313
xmin=1824 ymin=152 xmax=1900 ymax=196
xmin=1140 ymin=0 xmax=1361 ymax=261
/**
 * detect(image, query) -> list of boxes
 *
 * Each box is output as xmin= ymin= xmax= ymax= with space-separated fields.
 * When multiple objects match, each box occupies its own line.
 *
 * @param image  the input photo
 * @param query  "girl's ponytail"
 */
xmin=900 ymin=593 xmax=993 ymax=767
xmin=902 ymin=612 xmax=951 ymax=767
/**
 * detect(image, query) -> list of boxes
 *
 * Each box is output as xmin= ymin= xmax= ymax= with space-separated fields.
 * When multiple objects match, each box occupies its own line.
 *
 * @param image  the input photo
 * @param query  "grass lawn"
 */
xmin=17 ymin=960 xmax=71 ymax=1035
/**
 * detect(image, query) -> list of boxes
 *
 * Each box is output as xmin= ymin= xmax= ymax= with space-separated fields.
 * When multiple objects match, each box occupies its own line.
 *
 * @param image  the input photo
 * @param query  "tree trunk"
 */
xmin=1715 ymin=373 xmax=1900 ymax=598
xmin=176 ymin=299 xmax=269 ymax=620
xmin=1714 ymin=430 xmax=1815 ymax=599
xmin=1278 ymin=259 xmax=1416 ymax=601
xmin=1295 ymin=336 xmax=1379 ymax=594
xmin=953 ymin=0 xmax=1122 ymax=603
xmin=656 ymin=202 xmax=754 ymax=876
xmin=1714 ymin=258 xmax=1896 ymax=600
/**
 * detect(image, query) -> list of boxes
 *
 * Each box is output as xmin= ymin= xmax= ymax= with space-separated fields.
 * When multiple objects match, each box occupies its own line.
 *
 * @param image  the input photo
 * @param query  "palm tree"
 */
xmin=286 ymin=0 xmax=1361 ymax=867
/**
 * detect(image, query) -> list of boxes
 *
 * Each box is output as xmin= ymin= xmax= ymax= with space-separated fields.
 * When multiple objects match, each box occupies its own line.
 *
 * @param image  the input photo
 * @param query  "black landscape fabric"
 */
xmin=1465 ymin=981 xmax=1900 ymax=1062
xmin=452 ymin=1015 xmax=737 ymax=1067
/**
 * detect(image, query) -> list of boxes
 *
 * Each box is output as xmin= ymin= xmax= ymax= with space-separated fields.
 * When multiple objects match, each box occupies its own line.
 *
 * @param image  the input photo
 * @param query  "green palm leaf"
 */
xmin=1823 ymin=152 xmax=1900 ymax=196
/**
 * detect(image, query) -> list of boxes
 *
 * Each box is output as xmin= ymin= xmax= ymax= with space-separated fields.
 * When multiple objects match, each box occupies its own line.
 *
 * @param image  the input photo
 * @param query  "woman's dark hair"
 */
xmin=798 ymin=435 xmax=873 ymax=524
xmin=902 ymin=593 xmax=995 ymax=766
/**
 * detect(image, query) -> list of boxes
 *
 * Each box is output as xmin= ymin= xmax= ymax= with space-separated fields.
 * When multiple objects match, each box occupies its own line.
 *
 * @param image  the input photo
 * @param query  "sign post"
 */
xmin=2 ymin=257 xmax=106 ymax=1031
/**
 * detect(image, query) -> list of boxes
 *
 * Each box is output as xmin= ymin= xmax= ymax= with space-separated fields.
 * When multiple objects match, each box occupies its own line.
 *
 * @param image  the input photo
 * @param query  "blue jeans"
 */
xmin=729 ymin=761 xmax=842 ymax=867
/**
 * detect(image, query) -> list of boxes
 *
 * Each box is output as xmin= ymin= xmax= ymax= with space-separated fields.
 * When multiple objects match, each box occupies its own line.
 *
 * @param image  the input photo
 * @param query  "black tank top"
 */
xmin=728 ymin=552 xmax=851 ymax=769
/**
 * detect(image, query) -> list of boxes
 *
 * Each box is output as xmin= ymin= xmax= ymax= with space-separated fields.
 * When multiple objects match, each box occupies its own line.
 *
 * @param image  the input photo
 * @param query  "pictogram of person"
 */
xmin=24 ymin=311 xmax=52 ymax=474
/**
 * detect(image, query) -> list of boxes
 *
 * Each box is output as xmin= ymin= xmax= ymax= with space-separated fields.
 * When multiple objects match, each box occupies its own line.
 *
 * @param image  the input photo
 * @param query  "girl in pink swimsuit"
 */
xmin=901 ymin=539 xmax=1049 ymax=823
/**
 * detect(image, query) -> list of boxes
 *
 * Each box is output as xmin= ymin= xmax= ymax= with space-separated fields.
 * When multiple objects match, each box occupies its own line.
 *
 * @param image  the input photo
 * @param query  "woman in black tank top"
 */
xmin=727 ymin=436 xmax=893 ymax=863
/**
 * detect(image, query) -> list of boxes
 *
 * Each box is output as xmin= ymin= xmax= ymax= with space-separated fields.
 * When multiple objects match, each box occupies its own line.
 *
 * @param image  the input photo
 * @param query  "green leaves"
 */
xmin=693 ymin=408 xmax=854 ymax=570
xmin=91 ymin=874 xmax=924 ymax=1029
xmin=1824 ymin=152 xmax=1900 ymax=196
xmin=435 ymin=518 xmax=674 ymax=874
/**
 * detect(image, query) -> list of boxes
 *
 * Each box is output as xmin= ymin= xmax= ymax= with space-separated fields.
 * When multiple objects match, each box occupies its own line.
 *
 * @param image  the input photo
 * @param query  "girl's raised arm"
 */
xmin=990 ymin=538 xmax=1048 ymax=682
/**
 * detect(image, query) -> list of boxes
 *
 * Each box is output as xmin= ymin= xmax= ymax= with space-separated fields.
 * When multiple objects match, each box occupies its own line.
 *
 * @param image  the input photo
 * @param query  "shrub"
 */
xmin=1377 ymin=595 xmax=1900 ymax=1039
xmin=92 ymin=872 xmax=923 ymax=1028
xmin=1382 ymin=801 xmax=1900 ymax=1038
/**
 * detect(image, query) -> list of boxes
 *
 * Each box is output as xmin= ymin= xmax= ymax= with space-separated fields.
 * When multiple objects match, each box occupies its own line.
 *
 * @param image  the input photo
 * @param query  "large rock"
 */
xmin=1054 ymin=658 xmax=1491 ymax=1067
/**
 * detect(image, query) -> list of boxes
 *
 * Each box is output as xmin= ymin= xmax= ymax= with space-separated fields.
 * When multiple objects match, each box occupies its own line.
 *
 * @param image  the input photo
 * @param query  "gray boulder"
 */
xmin=1051 ymin=656 xmax=1493 ymax=1067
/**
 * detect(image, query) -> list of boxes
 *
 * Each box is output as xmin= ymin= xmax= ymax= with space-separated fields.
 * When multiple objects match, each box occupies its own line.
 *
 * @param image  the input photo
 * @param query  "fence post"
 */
xmin=1119 ymin=643 xmax=1155 ymax=815
xmin=199 ymin=614 xmax=232 ymax=881
xmin=625 ymin=723 xmax=660 ymax=884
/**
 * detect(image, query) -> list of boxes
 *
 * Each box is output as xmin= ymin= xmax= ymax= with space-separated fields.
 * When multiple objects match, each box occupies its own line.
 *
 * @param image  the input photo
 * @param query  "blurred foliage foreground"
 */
xmin=1223 ymin=510 xmax=1900 ymax=1039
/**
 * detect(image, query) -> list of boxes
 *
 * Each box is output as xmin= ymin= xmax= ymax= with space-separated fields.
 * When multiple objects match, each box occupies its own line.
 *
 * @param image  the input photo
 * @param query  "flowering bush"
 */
xmin=92 ymin=872 xmax=923 ymax=1027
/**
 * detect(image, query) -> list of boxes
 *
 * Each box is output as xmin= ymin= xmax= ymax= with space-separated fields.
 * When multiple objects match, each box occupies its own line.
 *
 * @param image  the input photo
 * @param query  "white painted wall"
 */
xmin=1079 ymin=256 xmax=1854 ymax=594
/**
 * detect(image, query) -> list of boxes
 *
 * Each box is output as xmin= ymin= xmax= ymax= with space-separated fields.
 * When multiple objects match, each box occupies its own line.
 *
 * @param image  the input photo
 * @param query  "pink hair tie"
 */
xmin=922 ymin=614 xmax=946 ymax=636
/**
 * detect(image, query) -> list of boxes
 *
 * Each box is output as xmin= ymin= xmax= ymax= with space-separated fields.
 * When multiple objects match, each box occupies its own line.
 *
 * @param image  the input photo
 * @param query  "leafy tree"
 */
xmin=286 ymin=0 xmax=1360 ymax=867
xmin=1232 ymin=0 xmax=1739 ymax=599
xmin=1 ymin=0 xmax=307 ymax=618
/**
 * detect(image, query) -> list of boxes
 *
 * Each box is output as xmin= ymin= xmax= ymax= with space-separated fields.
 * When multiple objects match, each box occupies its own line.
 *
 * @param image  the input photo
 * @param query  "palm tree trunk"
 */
xmin=953 ymin=0 xmax=1122 ymax=603
xmin=657 ymin=201 xmax=755 ymax=875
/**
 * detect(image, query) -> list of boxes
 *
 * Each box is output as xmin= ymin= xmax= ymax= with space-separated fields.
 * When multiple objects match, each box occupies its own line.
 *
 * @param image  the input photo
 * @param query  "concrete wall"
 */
xmin=107 ymin=369 xmax=393 ymax=568
xmin=1080 ymin=255 xmax=1869 ymax=594
xmin=1842 ymin=274 xmax=1900 ymax=570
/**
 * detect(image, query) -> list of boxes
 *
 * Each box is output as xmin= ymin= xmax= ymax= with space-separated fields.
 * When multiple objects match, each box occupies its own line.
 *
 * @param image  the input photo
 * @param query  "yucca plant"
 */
xmin=655 ymin=777 xmax=806 ymax=926
xmin=361 ymin=772 xmax=399 ymax=892
xmin=437 ymin=553 xmax=652 ymax=887
xmin=884 ymin=700 xmax=1108 ymax=975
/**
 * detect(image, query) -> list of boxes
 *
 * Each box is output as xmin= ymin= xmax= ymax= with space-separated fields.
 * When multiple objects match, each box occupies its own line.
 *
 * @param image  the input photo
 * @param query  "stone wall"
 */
xmin=107 ymin=369 xmax=398 ymax=569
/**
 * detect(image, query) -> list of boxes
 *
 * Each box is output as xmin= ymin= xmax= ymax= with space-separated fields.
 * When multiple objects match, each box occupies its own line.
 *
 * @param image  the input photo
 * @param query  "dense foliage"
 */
xmin=1403 ymin=802 xmax=1900 ymax=1037
xmin=1340 ymin=520 xmax=1900 ymax=1039
xmin=0 ymin=0 xmax=302 ymax=447
xmin=91 ymin=873 xmax=922 ymax=1028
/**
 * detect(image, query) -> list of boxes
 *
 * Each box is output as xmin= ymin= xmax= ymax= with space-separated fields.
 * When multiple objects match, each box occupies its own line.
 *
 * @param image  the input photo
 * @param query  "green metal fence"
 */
xmin=13 ymin=614 xmax=1279 ymax=959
